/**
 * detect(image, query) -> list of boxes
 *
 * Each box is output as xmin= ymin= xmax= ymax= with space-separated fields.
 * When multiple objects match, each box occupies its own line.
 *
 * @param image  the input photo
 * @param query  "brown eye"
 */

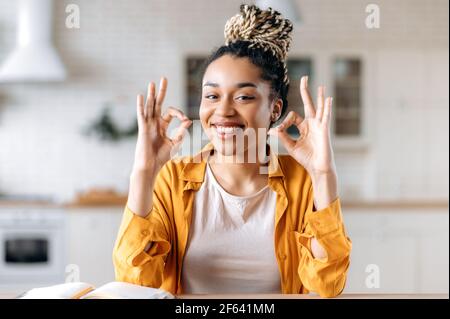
xmin=237 ymin=96 xmax=255 ymax=100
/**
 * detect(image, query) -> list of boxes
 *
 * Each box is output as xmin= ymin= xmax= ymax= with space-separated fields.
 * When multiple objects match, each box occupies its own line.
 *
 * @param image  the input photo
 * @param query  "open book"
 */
xmin=18 ymin=281 xmax=175 ymax=299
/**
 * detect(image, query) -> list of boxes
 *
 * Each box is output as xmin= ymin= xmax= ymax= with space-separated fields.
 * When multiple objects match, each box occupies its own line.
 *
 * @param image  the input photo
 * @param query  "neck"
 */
xmin=208 ymin=143 xmax=270 ymax=185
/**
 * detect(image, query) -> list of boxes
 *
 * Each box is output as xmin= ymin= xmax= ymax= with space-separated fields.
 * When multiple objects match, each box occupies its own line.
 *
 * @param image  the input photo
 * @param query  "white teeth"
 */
xmin=214 ymin=126 xmax=242 ymax=134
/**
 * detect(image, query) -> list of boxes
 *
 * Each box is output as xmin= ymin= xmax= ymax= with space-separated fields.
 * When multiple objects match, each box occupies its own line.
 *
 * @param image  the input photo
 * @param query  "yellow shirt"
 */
xmin=112 ymin=142 xmax=352 ymax=298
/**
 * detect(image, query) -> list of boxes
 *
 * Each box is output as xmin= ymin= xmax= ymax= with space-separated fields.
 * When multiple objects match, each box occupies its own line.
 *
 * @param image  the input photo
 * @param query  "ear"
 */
xmin=270 ymin=98 xmax=283 ymax=122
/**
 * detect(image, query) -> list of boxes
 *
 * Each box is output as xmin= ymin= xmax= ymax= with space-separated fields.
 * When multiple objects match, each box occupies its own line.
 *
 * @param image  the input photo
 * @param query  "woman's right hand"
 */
xmin=133 ymin=77 xmax=192 ymax=174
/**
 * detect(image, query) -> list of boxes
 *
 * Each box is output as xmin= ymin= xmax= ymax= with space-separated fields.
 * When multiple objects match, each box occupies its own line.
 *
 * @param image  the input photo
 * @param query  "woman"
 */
xmin=113 ymin=4 xmax=351 ymax=298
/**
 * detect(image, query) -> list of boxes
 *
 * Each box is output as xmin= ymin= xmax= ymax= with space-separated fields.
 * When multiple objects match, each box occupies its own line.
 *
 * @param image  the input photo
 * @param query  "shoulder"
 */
xmin=277 ymin=154 xmax=307 ymax=173
xmin=276 ymin=154 xmax=312 ymax=184
xmin=274 ymin=155 xmax=314 ymax=211
xmin=156 ymin=157 xmax=188 ymax=181
xmin=156 ymin=155 xmax=203 ymax=182
xmin=151 ymin=158 xmax=190 ymax=197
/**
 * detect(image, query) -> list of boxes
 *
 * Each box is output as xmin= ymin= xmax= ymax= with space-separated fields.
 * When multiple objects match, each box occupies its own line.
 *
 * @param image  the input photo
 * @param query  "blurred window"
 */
xmin=333 ymin=58 xmax=362 ymax=136
xmin=186 ymin=57 xmax=207 ymax=120
xmin=285 ymin=58 xmax=313 ymax=137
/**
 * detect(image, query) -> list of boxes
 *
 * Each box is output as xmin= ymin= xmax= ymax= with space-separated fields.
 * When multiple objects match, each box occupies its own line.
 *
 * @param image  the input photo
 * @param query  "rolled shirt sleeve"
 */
xmin=294 ymin=197 xmax=352 ymax=298
xmin=112 ymin=205 xmax=171 ymax=287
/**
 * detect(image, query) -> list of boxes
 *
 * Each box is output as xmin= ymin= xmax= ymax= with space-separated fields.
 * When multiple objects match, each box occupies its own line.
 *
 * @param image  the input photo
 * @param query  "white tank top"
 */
xmin=181 ymin=162 xmax=281 ymax=294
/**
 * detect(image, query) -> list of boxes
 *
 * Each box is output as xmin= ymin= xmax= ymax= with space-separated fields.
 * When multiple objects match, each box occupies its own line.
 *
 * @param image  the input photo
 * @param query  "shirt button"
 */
xmin=279 ymin=253 xmax=287 ymax=261
xmin=141 ymin=230 xmax=149 ymax=236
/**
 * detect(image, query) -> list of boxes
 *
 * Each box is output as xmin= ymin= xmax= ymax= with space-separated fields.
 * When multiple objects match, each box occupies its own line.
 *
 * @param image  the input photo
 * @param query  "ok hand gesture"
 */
xmin=133 ymin=77 xmax=192 ymax=173
xmin=268 ymin=76 xmax=336 ymax=177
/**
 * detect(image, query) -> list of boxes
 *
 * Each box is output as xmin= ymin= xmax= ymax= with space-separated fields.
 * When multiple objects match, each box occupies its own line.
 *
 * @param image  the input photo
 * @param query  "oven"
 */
xmin=0 ymin=206 xmax=66 ymax=287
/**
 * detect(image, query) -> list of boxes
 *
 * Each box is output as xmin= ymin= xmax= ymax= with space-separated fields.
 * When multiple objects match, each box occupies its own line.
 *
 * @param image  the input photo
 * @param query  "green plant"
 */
xmin=83 ymin=103 xmax=137 ymax=142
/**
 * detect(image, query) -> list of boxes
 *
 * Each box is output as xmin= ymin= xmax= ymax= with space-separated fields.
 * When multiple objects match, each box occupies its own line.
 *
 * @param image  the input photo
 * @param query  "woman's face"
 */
xmin=200 ymin=55 xmax=282 ymax=158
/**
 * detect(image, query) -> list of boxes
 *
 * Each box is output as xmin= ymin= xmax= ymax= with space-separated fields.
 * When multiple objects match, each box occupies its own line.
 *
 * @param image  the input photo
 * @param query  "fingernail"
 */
xmin=305 ymin=76 xmax=309 ymax=86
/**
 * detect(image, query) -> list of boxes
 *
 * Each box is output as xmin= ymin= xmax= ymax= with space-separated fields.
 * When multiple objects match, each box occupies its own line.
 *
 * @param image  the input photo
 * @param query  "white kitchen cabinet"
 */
xmin=66 ymin=207 xmax=124 ymax=287
xmin=343 ymin=206 xmax=449 ymax=294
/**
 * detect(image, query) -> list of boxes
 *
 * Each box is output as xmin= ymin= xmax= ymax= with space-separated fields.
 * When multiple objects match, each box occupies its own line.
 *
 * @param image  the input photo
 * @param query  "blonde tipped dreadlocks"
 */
xmin=224 ymin=4 xmax=293 ymax=85
xmin=202 ymin=4 xmax=294 ymax=127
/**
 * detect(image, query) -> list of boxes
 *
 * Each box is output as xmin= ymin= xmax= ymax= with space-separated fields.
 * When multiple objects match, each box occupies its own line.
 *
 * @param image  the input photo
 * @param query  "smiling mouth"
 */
xmin=211 ymin=124 xmax=245 ymax=140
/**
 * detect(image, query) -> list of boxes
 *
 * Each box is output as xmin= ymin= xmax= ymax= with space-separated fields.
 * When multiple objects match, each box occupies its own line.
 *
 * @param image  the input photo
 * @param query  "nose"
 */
xmin=215 ymin=96 xmax=236 ymax=117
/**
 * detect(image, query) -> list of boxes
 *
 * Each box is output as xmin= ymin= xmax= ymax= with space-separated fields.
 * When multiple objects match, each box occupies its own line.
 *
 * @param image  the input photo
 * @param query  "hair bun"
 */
xmin=224 ymin=4 xmax=293 ymax=62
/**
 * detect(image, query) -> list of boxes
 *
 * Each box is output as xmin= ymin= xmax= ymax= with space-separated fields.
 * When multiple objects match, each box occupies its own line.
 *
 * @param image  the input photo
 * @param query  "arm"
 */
xmin=128 ymin=77 xmax=192 ymax=218
xmin=294 ymin=182 xmax=352 ymax=298
xmin=113 ymin=201 xmax=171 ymax=287
xmin=128 ymin=168 xmax=157 ymax=219
xmin=113 ymin=78 xmax=191 ymax=287
xmin=269 ymin=76 xmax=351 ymax=297
xmin=310 ymin=170 xmax=338 ymax=260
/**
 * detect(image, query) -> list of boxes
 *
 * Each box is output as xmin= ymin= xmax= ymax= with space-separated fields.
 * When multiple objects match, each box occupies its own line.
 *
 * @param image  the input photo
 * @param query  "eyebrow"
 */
xmin=203 ymin=81 xmax=257 ymax=88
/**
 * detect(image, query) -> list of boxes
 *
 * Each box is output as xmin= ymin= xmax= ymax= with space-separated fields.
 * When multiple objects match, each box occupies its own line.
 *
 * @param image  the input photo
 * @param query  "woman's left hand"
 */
xmin=268 ymin=75 xmax=336 ymax=177
xmin=269 ymin=76 xmax=338 ymax=258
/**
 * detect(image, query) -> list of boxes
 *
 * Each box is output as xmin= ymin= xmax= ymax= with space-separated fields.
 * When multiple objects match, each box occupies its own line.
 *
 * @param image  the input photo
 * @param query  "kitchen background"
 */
xmin=0 ymin=0 xmax=448 ymax=296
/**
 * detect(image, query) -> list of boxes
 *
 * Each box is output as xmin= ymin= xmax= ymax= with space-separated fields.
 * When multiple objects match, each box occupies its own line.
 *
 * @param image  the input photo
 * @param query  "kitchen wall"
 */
xmin=0 ymin=0 xmax=448 ymax=203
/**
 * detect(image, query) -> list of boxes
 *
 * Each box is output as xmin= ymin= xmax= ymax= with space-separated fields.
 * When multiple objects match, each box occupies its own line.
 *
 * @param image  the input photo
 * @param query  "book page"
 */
xmin=81 ymin=281 xmax=174 ymax=299
xmin=19 ymin=282 xmax=95 ymax=299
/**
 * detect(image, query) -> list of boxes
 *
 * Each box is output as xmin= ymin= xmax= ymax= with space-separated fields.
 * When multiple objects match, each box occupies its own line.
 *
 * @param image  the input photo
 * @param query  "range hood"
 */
xmin=0 ymin=0 xmax=67 ymax=83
